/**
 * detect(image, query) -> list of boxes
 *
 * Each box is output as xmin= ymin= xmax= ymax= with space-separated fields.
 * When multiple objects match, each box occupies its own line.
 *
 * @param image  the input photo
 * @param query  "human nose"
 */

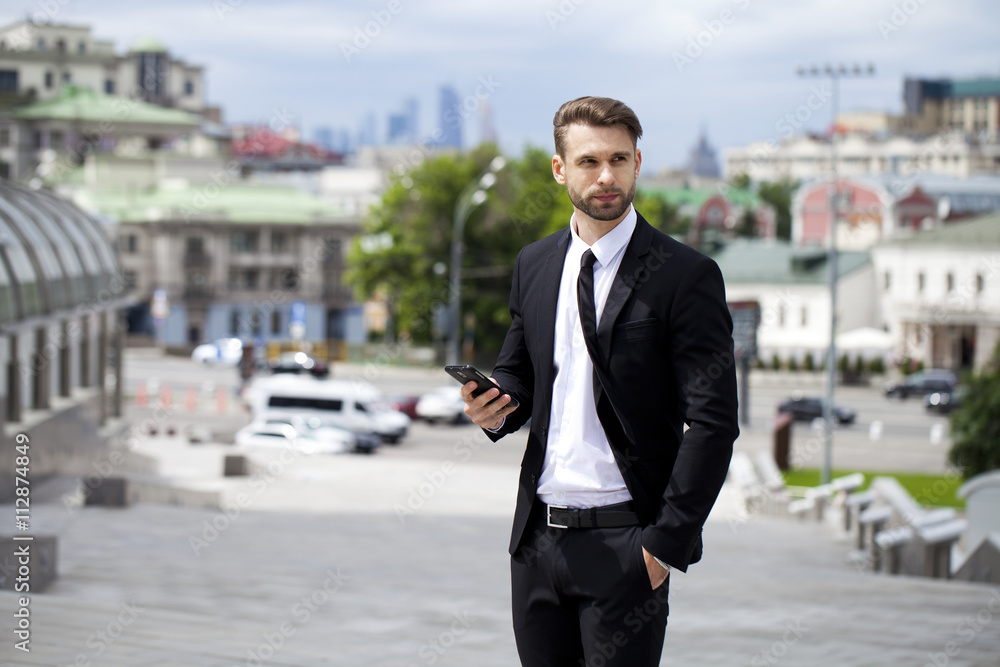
xmin=596 ymin=162 xmax=616 ymax=186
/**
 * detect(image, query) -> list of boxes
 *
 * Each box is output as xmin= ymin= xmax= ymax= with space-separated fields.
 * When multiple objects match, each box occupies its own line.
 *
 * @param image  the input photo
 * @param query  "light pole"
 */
xmin=796 ymin=63 xmax=875 ymax=484
xmin=447 ymin=156 xmax=506 ymax=365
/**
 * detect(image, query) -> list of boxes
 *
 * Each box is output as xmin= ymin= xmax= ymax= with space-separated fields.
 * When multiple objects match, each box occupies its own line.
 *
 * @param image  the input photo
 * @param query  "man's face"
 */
xmin=552 ymin=123 xmax=641 ymax=225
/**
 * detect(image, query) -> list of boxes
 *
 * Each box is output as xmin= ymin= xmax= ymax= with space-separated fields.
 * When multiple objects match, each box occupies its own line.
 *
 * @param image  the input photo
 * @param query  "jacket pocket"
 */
xmin=615 ymin=318 xmax=658 ymax=341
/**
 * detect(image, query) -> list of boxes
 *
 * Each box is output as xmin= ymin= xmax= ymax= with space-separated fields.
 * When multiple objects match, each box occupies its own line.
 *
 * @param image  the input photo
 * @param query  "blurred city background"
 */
xmin=0 ymin=1 xmax=999 ymax=665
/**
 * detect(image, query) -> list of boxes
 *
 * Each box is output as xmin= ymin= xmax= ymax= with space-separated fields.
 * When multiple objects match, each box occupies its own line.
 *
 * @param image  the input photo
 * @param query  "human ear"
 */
xmin=552 ymin=154 xmax=566 ymax=184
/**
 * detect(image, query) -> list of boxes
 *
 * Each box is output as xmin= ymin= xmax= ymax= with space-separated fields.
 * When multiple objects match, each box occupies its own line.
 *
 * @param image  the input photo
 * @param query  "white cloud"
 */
xmin=1 ymin=0 xmax=997 ymax=168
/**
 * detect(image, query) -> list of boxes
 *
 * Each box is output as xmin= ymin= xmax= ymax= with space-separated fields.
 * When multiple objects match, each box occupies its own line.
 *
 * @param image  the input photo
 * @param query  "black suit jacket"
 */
xmin=487 ymin=213 xmax=739 ymax=572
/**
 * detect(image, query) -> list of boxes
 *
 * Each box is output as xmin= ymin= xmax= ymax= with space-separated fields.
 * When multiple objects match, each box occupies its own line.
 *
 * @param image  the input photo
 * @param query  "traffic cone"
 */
xmin=216 ymin=387 xmax=227 ymax=414
xmin=136 ymin=381 xmax=147 ymax=407
xmin=185 ymin=386 xmax=197 ymax=412
xmin=161 ymin=384 xmax=172 ymax=409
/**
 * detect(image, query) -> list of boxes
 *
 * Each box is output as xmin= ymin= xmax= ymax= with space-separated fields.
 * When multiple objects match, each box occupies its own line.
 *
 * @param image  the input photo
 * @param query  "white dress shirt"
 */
xmin=536 ymin=206 xmax=637 ymax=509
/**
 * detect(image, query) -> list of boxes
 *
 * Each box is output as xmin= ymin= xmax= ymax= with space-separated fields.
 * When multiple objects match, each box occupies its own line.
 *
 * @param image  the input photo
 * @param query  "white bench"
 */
xmin=752 ymin=451 xmax=790 ymax=516
xmin=858 ymin=505 xmax=893 ymax=571
xmin=864 ymin=477 xmax=963 ymax=577
xmin=846 ymin=489 xmax=877 ymax=541
xmin=728 ymin=452 xmax=766 ymax=514
xmin=957 ymin=471 xmax=1000 ymax=552
xmin=788 ymin=472 xmax=864 ymax=523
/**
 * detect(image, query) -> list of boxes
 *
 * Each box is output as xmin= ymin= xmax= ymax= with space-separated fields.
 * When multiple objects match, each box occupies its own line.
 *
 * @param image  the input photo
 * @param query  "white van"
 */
xmin=245 ymin=375 xmax=410 ymax=443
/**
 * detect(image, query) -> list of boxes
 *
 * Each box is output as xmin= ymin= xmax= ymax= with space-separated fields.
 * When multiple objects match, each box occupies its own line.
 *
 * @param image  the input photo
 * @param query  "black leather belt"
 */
xmin=545 ymin=501 xmax=640 ymax=529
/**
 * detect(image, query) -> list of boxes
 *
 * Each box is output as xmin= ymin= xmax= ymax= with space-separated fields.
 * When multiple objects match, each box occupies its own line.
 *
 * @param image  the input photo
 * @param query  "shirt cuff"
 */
xmin=485 ymin=416 xmax=505 ymax=433
xmin=653 ymin=556 xmax=671 ymax=572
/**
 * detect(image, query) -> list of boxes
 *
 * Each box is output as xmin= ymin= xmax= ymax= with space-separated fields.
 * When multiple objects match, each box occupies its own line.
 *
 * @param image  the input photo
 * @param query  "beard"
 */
xmin=566 ymin=179 xmax=636 ymax=222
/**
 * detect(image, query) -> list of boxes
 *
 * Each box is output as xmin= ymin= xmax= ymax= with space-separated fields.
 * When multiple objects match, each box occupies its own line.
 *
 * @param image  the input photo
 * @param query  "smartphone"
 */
xmin=445 ymin=365 xmax=519 ymax=408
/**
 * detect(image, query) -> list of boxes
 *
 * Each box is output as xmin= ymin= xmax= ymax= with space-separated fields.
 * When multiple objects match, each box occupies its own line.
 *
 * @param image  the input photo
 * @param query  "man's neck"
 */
xmin=573 ymin=208 xmax=631 ymax=246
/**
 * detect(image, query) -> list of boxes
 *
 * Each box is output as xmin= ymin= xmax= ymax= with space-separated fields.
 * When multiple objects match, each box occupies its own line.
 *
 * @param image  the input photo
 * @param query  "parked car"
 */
xmin=245 ymin=375 xmax=410 ymax=444
xmin=384 ymin=395 xmax=420 ymax=420
xmin=234 ymin=422 xmax=352 ymax=455
xmin=883 ymin=369 xmax=957 ymax=399
xmin=416 ymin=386 xmax=469 ymax=425
xmin=268 ymin=351 xmax=330 ymax=378
xmin=253 ymin=411 xmax=381 ymax=454
xmin=924 ymin=386 xmax=967 ymax=414
xmin=777 ymin=397 xmax=856 ymax=424
xmin=192 ymin=338 xmax=243 ymax=365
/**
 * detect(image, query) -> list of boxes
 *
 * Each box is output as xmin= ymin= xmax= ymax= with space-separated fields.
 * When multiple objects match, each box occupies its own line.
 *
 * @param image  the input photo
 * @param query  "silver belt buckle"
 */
xmin=547 ymin=504 xmax=569 ymax=529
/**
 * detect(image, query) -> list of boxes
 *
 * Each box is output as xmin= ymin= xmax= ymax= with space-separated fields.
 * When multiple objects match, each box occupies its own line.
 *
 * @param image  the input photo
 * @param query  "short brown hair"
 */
xmin=552 ymin=96 xmax=643 ymax=157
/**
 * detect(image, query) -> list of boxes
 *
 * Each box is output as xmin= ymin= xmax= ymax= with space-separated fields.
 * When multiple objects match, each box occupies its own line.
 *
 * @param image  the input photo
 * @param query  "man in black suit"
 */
xmin=461 ymin=96 xmax=739 ymax=667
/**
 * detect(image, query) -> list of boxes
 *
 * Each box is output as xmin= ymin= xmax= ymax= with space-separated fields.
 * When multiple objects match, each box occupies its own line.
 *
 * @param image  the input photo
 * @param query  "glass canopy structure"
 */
xmin=0 ymin=181 xmax=127 ymax=502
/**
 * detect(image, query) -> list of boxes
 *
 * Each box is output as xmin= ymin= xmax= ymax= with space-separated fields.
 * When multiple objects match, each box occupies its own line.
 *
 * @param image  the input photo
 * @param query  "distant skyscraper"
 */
xmin=335 ymin=128 xmax=353 ymax=154
xmin=687 ymin=130 xmax=721 ymax=178
xmin=404 ymin=97 xmax=418 ymax=140
xmin=438 ymin=85 xmax=462 ymax=149
xmin=358 ymin=112 xmax=378 ymax=147
xmin=387 ymin=113 xmax=409 ymax=144
xmin=387 ymin=97 xmax=419 ymax=144
xmin=313 ymin=126 xmax=334 ymax=151
xmin=479 ymin=99 xmax=497 ymax=146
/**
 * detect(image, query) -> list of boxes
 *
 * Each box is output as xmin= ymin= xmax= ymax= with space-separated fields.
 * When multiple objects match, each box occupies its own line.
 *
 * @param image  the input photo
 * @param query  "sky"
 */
xmin=2 ymin=0 xmax=999 ymax=172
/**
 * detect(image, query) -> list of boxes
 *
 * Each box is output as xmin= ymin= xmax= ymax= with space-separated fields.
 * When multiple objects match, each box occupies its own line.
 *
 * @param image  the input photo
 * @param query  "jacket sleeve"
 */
xmin=641 ymin=257 xmax=740 ymax=571
xmin=483 ymin=248 xmax=534 ymax=441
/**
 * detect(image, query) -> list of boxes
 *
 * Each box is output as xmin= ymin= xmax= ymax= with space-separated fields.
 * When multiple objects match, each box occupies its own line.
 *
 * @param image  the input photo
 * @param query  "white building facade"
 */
xmin=725 ymin=132 xmax=1000 ymax=183
xmin=0 ymin=21 xmax=207 ymax=113
xmin=711 ymin=240 xmax=878 ymax=364
xmin=872 ymin=214 xmax=1000 ymax=371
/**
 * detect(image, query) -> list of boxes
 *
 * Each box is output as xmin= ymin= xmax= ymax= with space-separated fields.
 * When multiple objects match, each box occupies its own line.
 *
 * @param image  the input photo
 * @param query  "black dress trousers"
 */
xmin=511 ymin=503 xmax=670 ymax=667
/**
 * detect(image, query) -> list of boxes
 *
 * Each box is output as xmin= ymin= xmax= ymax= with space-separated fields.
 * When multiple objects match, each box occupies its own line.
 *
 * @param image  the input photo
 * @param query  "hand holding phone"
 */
xmin=445 ymin=365 xmax=520 ymax=409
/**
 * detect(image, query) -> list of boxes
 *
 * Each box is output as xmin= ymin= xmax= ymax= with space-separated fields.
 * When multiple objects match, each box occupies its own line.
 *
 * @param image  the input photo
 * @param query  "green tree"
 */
xmin=347 ymin=145 xmax=562 ymax=357
xmin=757 ymin=179 xmax=798 ymax=241
xmin=736 ymin=209 xmax=757 ymax=238
xmin=729 ymin=172 xmax=752 ymax=190
xmin=632 ymin=191 xmax=685 ymax=237
xmin=948 ymin=343 xmax=1000 ymax=478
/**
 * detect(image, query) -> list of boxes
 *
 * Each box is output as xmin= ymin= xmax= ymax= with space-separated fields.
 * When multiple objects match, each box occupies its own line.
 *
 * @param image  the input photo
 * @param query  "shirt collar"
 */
xmin=570 ymin=205 xmax=637 ymax=269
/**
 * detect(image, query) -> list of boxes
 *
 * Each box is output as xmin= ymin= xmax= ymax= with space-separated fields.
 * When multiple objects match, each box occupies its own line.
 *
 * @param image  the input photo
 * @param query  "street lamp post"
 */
xmin=447 ymin=156 xmax=506 ymax=366
xmin=796 ymin=63 xmax=875 ymax=484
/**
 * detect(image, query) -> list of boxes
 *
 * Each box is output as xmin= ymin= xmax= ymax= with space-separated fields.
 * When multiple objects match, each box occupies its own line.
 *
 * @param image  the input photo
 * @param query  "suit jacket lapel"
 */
xmin=536 ymin=229 xmax=571 ymax=391
xmin=596 ymin=214 xmax=654 ymax=363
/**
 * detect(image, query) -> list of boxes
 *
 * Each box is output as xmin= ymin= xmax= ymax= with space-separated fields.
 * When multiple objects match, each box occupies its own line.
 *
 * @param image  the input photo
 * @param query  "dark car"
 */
xmin=268 ymin=351 xmax=330 ymax=378
xmin=883 ymin=369 xmax=956 ymax=399
xmin=350 ymin=430 xmax=383 ymax=454
xmin=924 ymin=386 xmax=967 ymax=414
xmin=778 ymin=397 xmax=856 ymax=424
xmin=384 ymin=395 xmax=420 ymax=420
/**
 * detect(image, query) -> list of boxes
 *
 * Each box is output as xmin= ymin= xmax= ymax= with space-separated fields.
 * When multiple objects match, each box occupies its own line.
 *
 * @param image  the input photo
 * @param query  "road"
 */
xmin=122 ymin=350 xmax=955 ymax=474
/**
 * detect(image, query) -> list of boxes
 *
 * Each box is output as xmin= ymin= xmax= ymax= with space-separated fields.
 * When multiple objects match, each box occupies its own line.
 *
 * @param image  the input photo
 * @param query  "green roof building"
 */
xmin=1 ymin=85 xmax=206 ymax=182
xmin=638 ymin=183 xmax=777 ymax=246
xmin=98 ymin=180 xmax=364 ymax=349
xmin=708 ymin=238 xmax=877 ymax=362
xmin=0 ymin=20 xmax=210 ymax=180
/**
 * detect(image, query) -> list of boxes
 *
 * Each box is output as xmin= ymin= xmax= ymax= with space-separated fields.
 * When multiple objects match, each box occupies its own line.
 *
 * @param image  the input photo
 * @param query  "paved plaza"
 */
xmin=1 ymin=359 xmax=997 ymax=665
xmin=2 ymin=439 xmax=1000 ymax=666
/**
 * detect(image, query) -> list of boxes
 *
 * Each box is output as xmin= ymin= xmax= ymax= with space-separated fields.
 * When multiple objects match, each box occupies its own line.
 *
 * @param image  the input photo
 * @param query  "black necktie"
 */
xmin=577 ymin=249 xmax=600 ymax=363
